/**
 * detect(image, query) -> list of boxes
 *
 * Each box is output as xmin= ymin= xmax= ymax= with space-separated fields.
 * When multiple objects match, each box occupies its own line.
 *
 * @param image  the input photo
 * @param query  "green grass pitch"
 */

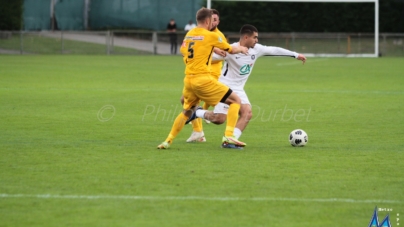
xmin=1 ymin=55 xmax=403 ymax=226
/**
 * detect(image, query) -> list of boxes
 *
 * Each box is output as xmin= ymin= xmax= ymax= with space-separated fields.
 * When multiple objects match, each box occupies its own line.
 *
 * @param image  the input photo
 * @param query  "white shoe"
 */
xmin=204 ymin=119 xmax=211 ymax=124
xmin=186 ymin=131 xmax=206 ymax=143
xmin=157 ymin=141 xmax=170 ymax=149
xmin=222 ymin=136 xmax=246 ymax=147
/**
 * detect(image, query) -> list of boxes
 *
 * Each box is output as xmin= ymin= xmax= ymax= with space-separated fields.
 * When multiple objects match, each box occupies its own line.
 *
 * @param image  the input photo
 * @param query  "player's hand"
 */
xmin=213 ymin=47 xmax=227 ymax=57
xmin=230 ymin=45 xmax=248 ymax=55
xmin=239 ymin=46 xmax=249 ymax=55
xmin=297 ymin=54 xmax=306 ymax=64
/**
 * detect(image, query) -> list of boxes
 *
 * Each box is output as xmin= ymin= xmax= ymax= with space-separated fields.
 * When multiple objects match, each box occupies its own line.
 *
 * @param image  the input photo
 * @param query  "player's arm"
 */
xmin=180 ymin=39 xmax=192 ymax=64
xmin=213 ymin=47 xmax=226 ymax=57
xmin=211 ymin=33 xmax=248 ymax=55
xmin=259 ymin=44 xmax=306 ymax=64
xmin=212 ymin=47 xmax=226 ymax=62
xmin=212 ymin=52 xmax=225 ymax=61
xmin=229 ymin=45 xmax=248 ymax=55
xmin=211 ymin=51 xmax=225 ymax=64
xmin=180 ymin=40 xmax=188 ymax=57
xmin=218 ymin=43 xmax=248 ymax=55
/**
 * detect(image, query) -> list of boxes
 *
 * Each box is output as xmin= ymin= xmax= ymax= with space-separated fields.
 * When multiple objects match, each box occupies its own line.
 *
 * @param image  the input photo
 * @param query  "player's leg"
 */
xmin=188 ymin=75 xmax=247 ymax=148
xmin=221 ymin=91 xmax=245 ymax=145
xmin=188 ymin=101 xmax=251 ymax=142
xmin=232 ymin=91 xmax=252 ymax=140
xmin=157 ymin=82 xmax=199 ymax=149
xmin=202 ymin=102 xmax=211 ymax=123
xmin=157 ymin=108 xmax=193 ymax=149
xmin=203 ymin=89 xmax=251 ymax=125
xmin=189 ymin=79 xmax=230 ymax=125
xmin=186 ymin=118 xmax=206 ymax=142
xmin=197 ymin=85 xmax=246 ymax=147
xmin=203 ymin=103 xmax=227 ymax=124
xmin=234 ymin=104 xmax=252 ymax=139
xmin=188 ymin=89 xmax=228 ymax=125
xmin=181 ymin=95 xmax=206 ymax=142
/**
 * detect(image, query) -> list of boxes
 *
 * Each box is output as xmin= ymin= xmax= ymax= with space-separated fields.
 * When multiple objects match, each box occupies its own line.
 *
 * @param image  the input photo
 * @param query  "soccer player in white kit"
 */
xmin=190 ymin=24 xmax=307 ymax=148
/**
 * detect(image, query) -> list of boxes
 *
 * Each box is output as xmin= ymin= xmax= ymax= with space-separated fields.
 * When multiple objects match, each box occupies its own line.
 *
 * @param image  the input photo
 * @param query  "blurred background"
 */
xmin=0 ymin=0 xmax=403 ymax=56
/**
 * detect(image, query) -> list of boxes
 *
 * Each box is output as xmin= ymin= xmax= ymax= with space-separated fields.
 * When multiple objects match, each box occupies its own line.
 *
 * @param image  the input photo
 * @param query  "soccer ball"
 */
xmin=289 ymin=129 xmax=308 ymax=147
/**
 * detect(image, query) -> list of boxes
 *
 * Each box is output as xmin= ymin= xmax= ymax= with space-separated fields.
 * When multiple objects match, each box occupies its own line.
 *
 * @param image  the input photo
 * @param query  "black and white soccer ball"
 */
xmin=289 ymin=129 xmax=308 ymax=147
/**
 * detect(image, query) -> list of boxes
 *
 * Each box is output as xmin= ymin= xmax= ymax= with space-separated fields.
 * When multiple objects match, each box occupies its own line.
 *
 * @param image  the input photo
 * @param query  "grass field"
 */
xmin=1 ymin=55 xmax=403 ymax=226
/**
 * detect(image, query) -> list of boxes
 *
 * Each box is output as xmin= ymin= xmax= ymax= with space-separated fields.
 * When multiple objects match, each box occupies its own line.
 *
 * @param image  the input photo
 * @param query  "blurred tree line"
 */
xmin=1 ymin=0 xmax=403 ymax=32
xmin=210 ymin=0 xmax=404 ymax=33
xmin=0 ymin=0 xmax=23 ymax=30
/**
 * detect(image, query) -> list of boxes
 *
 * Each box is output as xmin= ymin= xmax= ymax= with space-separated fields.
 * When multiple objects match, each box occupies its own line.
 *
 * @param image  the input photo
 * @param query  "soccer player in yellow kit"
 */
xmin=185 ymin=8 xmax=226 ymax=143
xmin=157 ymin=7 xmax=249 ymax=149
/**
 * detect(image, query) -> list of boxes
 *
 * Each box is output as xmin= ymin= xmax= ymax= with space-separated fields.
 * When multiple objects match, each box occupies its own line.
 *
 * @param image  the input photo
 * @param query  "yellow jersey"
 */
xmin=210 ymin=27 xmax=226 ymax=79
xmin=180 ymin=27 xmax=232 ymax=76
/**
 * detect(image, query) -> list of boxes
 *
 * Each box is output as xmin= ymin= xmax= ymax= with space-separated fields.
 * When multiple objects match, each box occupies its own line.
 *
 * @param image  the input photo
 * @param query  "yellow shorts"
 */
xmin=182 ymin=74 xmax=230 ymax=110
xmin=210 ymin=73 xmax=221 ymax=81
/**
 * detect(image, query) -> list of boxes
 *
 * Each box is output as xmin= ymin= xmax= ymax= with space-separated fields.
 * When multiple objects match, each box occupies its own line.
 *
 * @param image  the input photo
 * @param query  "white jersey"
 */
xmin=213 ymin=42 xmax=299 ymax=90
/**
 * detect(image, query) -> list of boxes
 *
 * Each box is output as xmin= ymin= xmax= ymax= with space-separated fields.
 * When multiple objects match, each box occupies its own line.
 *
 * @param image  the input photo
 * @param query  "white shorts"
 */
xmin=213 ymin=89 xmax=250 ymax=114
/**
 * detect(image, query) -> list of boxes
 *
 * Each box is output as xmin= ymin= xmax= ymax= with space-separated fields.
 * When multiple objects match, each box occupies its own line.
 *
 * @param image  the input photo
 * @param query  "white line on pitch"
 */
xmin=262 ymin=90 xmax=404 ymax=94
xmin=0 ymin=194 xmax=402 ymax=204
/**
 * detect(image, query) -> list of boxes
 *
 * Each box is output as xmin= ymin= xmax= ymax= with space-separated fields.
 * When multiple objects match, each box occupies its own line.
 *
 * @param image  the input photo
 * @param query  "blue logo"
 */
xmin=368 ymin=207 xmax=391 ymax=227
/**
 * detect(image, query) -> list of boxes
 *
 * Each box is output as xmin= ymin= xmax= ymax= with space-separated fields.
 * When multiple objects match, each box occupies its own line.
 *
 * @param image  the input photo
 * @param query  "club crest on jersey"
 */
xmin=240 ymin=64 xmax=253 ymax=76
xmin=251 ymin=55 xmax=255 ymax=60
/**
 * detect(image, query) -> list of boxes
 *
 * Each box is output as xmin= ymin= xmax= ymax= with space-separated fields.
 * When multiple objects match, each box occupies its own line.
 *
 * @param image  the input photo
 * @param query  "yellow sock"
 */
xmin=225 ymin=103 xmax=240 ymax=137
xmin=165 ymin=112 xmax=188 ymax=143
xmin=191 ymin=118 xmax=203 ymax=132
xmin=203 ymin=102 xmax=210 ymax=110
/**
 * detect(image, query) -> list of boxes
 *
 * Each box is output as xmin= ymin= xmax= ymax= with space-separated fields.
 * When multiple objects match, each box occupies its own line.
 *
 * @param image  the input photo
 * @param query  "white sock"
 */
xmin=234 ymin=128 xmax=242 ymax=139
xmin=196 ymin=109 xmax=207 ymax=119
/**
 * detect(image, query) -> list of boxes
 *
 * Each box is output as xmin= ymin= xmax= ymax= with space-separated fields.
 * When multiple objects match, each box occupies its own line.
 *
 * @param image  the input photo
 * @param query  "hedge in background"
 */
xmin=211 ymin=1 xmax=404 ymax=33
xmin=0 ymin=0 xmax=23 ymax=30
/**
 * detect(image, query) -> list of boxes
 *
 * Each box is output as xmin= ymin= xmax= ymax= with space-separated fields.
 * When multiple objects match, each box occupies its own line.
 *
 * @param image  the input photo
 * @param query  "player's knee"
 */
xmin=183 ymin=109 xmax=193 ymax=118
xmin=246 ymin=111 xmax=253 ymax=121
xmin=210 ymin=114 xmax=226 ymax=124
xmin=240 ymin=110 xmax=253 ymax=121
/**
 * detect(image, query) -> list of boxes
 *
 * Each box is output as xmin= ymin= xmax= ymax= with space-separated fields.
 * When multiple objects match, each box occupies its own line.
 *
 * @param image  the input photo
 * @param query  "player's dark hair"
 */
xmin=240 ymin=24 xmax=258 ymax=36
xmin=196 ymin=7 xmax=213 ymax=23
xmin=211 ymin=9 xmax=220 ymax=17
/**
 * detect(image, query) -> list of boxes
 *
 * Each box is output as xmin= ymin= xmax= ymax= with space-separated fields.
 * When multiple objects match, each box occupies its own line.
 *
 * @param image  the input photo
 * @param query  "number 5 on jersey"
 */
xmin=188 ymin=42 xmax=195 ymax=59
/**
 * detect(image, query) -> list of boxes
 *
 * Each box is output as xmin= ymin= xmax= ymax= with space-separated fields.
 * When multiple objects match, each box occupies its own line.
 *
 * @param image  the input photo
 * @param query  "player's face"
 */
xmin=210 ymin=14 xmax=219 ymax=31
xmin=246 ymin=32 xmax=258 ymax=48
